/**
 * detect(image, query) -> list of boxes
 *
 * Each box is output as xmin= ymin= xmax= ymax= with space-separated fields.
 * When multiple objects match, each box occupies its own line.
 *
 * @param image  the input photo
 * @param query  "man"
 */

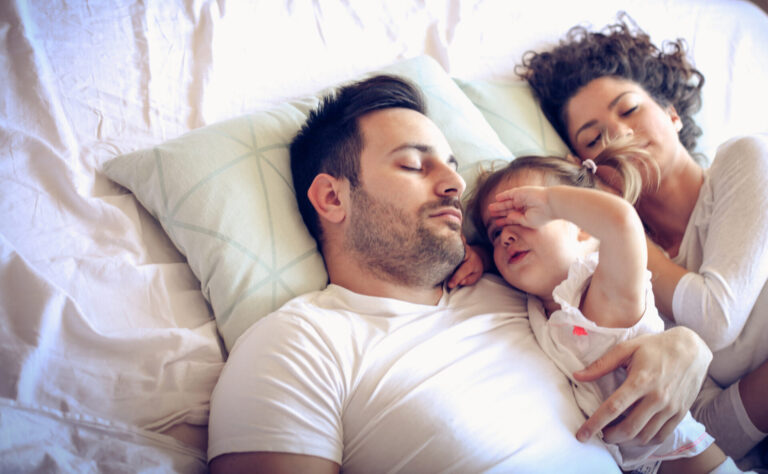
xmin=208 ymin=75 xmax=712 ymax=473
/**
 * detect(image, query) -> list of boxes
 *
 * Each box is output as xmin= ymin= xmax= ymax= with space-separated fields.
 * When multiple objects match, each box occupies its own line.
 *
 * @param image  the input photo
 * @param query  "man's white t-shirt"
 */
xmin=208 ymin=275 xmax=620 ymax=472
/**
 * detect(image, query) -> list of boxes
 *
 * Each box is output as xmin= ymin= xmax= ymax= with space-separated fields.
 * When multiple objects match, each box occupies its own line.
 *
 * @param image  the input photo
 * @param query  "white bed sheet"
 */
xmin=1 ymin=0 xmax=767 ymax=471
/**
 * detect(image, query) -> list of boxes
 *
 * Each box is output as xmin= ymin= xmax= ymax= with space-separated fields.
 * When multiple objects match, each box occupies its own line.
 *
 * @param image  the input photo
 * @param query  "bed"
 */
xmin=2 ymin=0 xmax=767 ymax=471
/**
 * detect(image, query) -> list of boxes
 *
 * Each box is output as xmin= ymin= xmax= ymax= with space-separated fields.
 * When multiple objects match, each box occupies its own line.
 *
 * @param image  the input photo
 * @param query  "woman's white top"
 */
xmin=672 ymin=134 xmax=768 ymax=387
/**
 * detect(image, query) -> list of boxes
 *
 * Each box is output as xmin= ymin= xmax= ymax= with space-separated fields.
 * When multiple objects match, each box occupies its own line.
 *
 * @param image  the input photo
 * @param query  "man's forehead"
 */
xmin=359 ymin=108 xmax=452 ymax=155
xmin=360 ymin=107 xmax=426 ymax=130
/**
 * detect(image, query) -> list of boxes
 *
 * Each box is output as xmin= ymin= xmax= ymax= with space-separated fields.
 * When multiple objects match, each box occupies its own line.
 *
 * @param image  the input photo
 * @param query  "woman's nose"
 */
xmin=611 ymin=122 xmax=634 ymax=139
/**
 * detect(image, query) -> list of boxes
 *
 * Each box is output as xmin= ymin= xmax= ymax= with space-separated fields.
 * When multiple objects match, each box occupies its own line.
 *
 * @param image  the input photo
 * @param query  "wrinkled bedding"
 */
xmin=1 ymin=0 xmax=767 ymax=471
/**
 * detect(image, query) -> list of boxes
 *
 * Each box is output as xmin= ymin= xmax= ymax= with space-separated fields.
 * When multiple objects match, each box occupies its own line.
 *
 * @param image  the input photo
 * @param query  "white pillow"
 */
xmin=454 ymin=78 xmax=569 ymax=157
xmin=103 ymin=55 xmax=513 ymax=352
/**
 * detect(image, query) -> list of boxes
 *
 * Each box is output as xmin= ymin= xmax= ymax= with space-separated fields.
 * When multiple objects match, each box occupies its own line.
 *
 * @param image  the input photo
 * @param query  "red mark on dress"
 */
xmin=572 ymin=326 xmax=588 ymax=336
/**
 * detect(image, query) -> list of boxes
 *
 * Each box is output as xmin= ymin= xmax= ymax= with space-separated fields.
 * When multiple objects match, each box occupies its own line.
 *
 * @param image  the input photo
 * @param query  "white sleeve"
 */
xmin=207 ymin=313 xmax=344 ymax=464
xmin=673 ymin=135 xmax=768 ymax=350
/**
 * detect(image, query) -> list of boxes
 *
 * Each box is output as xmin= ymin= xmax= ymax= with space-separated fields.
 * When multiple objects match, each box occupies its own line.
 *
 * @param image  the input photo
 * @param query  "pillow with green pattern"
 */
xmin=103 ymin=55 xmax=513 ymax=352
xmin=454 ymin=78 xmax=569 ymax=157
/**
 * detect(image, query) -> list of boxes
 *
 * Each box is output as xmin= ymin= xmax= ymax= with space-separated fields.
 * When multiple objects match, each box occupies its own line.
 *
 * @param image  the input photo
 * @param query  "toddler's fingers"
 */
xmin=447 ymin=268 xmax=466 ymax=288
xmin=487 ymin=200 xmax=520 ymax=212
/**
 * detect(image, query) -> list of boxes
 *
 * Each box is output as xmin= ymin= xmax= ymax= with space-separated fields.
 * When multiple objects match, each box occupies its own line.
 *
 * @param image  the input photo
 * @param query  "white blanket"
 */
xmin=1 ymin=0 xmax=767 ymax=470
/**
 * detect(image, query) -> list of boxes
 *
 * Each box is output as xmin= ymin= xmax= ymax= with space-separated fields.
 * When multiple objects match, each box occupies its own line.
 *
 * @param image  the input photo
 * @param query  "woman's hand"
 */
xmin=573 ymin=326 xmax=712 ymax=445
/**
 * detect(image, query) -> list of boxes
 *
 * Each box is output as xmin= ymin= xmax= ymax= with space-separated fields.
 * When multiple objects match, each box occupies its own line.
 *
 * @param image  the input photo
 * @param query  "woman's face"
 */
xmin=564 ymin=76 xmax=686 ymax=173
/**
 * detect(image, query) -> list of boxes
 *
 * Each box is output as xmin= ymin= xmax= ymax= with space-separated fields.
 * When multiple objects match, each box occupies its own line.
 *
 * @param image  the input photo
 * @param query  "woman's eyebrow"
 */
xmin=574 ymin=120 xmax=598 ymax=142
xmin=573 ymin=90 xmax=635 ymax=142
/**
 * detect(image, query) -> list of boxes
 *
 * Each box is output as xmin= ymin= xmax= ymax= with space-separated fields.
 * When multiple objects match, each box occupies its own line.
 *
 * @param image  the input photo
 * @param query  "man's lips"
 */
xmin=430 ymin=208 xmax=463 ymax=224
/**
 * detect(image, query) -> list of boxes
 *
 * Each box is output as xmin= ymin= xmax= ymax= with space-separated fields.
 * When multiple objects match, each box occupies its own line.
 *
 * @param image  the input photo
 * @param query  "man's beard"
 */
xmin=345 ymin=186 xmax=465 ymax=288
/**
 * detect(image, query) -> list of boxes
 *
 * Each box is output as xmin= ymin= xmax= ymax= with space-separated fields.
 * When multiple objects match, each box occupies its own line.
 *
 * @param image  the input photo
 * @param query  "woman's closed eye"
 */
xmin=586 ymin=132 xmax=603 ymax=148
xmin=621 ymin=105 xmax=638 ymax=117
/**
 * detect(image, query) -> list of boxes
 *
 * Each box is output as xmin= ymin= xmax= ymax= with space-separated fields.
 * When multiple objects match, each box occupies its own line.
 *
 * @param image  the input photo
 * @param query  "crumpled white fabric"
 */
xmin=0 ymin=398 xmax=207 ymax=473
xmin=0 ymin=233 xmax=223 ymax=432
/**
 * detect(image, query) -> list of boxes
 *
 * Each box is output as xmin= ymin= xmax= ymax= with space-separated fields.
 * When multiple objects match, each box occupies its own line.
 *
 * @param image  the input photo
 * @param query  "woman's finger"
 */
xmin=646 ymin=411 xmax=685 ymax=445
xmin=576 ymin=379 xmax=637 ymax=442
xmin=574 ymin=340 xmax=633 ymax=383
xmin=601 ymin=390 xmax=660 ymax=444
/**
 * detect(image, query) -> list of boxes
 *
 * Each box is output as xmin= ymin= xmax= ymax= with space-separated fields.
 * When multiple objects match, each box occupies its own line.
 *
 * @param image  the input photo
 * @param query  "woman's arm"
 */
xmin=650 ymin=136 xmax=768 ymax=350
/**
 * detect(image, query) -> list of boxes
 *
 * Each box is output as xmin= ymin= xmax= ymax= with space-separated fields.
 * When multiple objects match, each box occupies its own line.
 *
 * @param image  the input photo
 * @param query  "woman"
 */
xmin=517 ymin=17 xmax=768 ymax=464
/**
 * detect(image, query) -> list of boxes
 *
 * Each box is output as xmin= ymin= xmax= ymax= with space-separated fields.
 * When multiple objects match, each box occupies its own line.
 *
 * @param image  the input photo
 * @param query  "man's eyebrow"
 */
xmin=573 ymin=91 xmax=634 ymax=142
xmin=390 ymin=143 xmax=459 ymax=170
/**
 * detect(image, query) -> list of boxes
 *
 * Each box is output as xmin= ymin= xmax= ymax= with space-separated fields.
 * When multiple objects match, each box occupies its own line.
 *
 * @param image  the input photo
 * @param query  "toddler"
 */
xmin=463 ymin=140 xmax=735 ymax=473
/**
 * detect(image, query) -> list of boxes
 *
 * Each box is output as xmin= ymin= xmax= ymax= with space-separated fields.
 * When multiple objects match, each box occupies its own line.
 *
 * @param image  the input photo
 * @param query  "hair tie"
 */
xmin=582 ymin=159 xmax=597 ymax=174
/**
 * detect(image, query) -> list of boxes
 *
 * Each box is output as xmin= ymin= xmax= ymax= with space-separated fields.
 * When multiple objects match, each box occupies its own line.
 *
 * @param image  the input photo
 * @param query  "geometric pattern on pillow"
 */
xmin=104 ymin=55 xmax=513 ymax=352
xmin=455 ymin=78 xmax=569 ymax=157
xmin=105 ymin=104 xmax=326 ymax=352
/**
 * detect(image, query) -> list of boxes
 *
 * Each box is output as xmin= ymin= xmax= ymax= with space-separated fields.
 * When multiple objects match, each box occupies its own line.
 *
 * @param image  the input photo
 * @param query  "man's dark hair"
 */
xmin=290 ymin=74 xmax=427 ymax=247
xmin=517 ymin=15 xmax=705 ymax=160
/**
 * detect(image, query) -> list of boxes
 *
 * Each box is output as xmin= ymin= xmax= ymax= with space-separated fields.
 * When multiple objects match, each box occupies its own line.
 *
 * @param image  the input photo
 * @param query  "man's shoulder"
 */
xmin=232 ymin=287 xmax=335 ymax=343
xmin=463 ymin=274 xmax=526 ymax=297
xmin=449 ymin=274 xmax=528 ymax=314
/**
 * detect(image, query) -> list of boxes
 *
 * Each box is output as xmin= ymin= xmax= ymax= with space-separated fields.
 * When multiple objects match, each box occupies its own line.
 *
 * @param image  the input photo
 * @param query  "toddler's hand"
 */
xmin=447 ymin=239 xmax=489 ymax=289
xmin=488 ymin=186 xmax=553 ymax=229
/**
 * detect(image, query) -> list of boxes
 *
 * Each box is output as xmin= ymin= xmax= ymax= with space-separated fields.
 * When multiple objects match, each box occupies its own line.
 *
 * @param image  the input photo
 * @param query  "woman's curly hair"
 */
xmin=516 ymin=15 xmax=705 ymax=159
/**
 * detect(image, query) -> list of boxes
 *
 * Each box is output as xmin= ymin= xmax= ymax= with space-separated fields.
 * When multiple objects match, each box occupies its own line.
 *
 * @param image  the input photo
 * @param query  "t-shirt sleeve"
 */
xmin=207 ymin=312 xmax=344 ymax=464
xmin=673 ymin=135 xmax=768 ymax=350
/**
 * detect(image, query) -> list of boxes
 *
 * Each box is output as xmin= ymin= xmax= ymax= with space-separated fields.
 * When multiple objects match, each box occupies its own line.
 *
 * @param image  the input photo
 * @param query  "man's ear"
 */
xmin=307 ymin=173 xmax=347 ymax=224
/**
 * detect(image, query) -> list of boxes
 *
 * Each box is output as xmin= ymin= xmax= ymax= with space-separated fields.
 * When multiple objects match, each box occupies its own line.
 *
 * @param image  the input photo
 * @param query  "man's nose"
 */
xmin=437 ymin=163 xmax=466 ymax=197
